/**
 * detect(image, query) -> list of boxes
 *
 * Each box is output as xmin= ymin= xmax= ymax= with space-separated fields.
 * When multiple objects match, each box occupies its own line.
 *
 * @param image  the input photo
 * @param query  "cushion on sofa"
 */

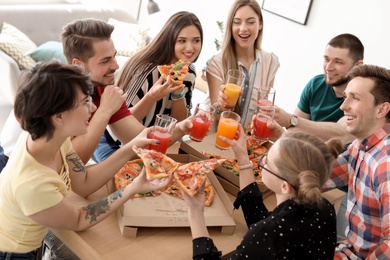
xmin=108 ymin=18 xmax=149 ymax=57
xmin=29 ymin=41 xmax=66 ymax=64
xmin=0 ymin=22 xmax=36 ymax=69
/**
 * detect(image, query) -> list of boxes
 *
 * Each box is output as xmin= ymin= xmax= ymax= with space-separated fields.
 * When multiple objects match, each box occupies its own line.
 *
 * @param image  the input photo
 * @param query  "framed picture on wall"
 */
xmin=262 ymin=0 xmax=313 ymax=25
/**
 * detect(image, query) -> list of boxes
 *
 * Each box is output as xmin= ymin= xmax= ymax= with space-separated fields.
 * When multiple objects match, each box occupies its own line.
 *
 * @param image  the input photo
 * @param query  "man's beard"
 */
xmin=326 ymin=76 xmax=349 ymax=87
xmin=90 ymin=78 xmax=114 ymax=87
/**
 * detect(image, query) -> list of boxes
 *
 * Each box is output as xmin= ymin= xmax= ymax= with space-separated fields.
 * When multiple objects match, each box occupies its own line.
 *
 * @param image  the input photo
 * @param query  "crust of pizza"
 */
xmin=114 ymin=159 xmax=161 ymax=197
xmin=132 ymin=146 xmax=179 ymax=180
xmin=201 ymin=151 xmax=264 ymax=184
xmin=204 ymin=178 xmax=214 ymax=207
xmin=173 ymin=159 xmax=224 ymax=197
xmin=157 ymin=59 xmax=189 ymax=86
xmin=114 ymin=159 xmax=143 ymax=190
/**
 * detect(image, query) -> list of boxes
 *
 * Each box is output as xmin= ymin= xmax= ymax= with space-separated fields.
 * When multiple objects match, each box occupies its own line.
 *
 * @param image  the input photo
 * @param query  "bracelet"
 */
xmin=238 ymin=163 xmax=253 ymax=170
xmin=171 ymin=96 xmax=185 ymax=101
xmin=170 ymin=89 xmax=185 ymax=99
xmin=216 ymin=104 xmax=223 ymax=114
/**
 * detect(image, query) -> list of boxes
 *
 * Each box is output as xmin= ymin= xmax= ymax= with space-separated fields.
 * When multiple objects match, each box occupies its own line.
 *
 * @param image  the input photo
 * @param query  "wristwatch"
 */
xmin=288 ymin=114 xmax=299 ymax=128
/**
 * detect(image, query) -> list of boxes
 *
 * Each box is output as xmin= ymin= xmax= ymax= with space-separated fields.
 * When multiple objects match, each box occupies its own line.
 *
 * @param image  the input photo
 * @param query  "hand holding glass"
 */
xmin=253 ymin=105 xmax=275 ymax=142
xmin=215 ymin=111 xmax=241 ymax=150
xmin=223 ymin=69 xmax=244 ymax=109
xmin=148 ymin=114 xmax=177 ymax=153
xmin=189 ymin=103 xmax=215 ymax=142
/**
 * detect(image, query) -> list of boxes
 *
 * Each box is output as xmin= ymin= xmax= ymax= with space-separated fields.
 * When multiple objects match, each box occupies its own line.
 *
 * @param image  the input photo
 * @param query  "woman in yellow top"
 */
xmin=0 ymin=61 xmax=171 ymax=258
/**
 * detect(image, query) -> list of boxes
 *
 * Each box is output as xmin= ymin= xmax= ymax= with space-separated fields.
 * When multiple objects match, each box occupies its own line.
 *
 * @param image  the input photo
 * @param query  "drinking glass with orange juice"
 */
xmin=148 ymin=114 xmax=177 ymax=153
xmin=215 ymin=111 xmax=241 ymax=150
xmin=189 ymin=103 xmax=215 ymax=142
xmin=224 ymin=69 xmax=245 ymax=109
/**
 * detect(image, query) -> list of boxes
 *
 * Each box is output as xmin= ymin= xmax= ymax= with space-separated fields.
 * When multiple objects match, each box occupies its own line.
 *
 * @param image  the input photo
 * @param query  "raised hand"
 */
xmin=273 ymin=106 xmax=292 ymax=128
xmin=131 ymin=168 xmax=172 ymax=194
xmin=181 ymin=182 xmax=206 ymax=212
xmin=217 ymin=85 xmax=228 ymax=108
xmin=99 ymin=85 xmax=128 ymax=116
xmin=127 ymin=126 xmax=158 ymax=149
xmin=218 ymin=124 xmax=248 ymax=161
xmin=147 ymin=76 xmax=183 ymax=101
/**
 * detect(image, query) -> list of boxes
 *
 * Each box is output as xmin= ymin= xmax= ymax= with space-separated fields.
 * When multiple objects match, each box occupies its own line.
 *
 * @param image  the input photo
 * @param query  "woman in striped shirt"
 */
xmin=204 ymin=0 xmax=279 ymax=126
xmin=93 ymin=11 xmax=203 ymax=162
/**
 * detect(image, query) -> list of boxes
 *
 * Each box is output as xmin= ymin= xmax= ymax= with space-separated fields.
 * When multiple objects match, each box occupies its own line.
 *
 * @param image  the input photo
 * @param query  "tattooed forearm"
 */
xmin=66 ymin=152 xmax=85 ymax=173
xmin=82 ymin=189 xmax=124 ymax=223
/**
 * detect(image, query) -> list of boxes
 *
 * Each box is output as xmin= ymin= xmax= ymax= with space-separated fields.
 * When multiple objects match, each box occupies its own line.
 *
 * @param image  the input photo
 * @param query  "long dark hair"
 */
xmin=116 ymin=11 xmax=203 ymax=92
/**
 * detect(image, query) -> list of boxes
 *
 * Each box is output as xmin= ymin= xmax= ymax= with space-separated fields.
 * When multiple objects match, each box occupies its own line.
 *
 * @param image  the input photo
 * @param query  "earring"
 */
xmin=57 ymin=124 xmax=63 ymax=128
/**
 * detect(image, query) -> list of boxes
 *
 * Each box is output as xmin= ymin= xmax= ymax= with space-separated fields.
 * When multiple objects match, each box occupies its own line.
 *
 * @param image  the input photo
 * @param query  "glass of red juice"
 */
xmin=149 ymin=114 xmax=177 ymax=153
xmin=253 ymin=105 xmax=275 ymax=142
xmin=189 ymin=103 xmax=215 ymax=142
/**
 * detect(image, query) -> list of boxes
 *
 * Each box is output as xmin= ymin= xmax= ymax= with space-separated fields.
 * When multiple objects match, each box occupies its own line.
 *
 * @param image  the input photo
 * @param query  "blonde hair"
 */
xmin=221 ymin=0 xmax=263 ymax=80
xmin=274 ymin=132 xmax=343 ymax=207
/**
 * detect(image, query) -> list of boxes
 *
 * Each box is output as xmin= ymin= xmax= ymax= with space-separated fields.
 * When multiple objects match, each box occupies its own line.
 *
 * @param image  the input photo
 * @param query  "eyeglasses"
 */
xmin=79 ymin=96 xmax=93 ymax=111
xmin=257 ymin=153 xmax=296 ymax=190
xmin=85 ymin=96 xmax=93 ymax=111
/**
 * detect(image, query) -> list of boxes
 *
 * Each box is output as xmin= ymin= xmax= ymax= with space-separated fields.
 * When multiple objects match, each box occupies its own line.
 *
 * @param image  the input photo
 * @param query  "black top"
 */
xmin=192 ymin=182 xmax=337 ymax=259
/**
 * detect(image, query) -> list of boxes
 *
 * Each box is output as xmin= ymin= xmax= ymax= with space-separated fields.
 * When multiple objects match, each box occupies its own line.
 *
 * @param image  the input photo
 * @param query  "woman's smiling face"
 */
xmin=231 ymin=5 xmax=262 ymax=49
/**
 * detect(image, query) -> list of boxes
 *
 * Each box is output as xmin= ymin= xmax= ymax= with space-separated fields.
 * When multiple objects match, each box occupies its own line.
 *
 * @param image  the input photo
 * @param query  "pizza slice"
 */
xmin=157 ymin=59 xmax=189 ymax=86
xmin=114 ymin=159 xmax=161 ymax=197
xmin=201 ymin=151 xmax=239 ymax=175
xmin=204 ymin=179 xmax=215 ymax=207
xmin=201 ymin=151 xmax=263 ymax=184
xmin=132 ymin=146 xmax=179 ymax=180
xmin=163 ymin=178 xmax=215 ymax=207
xmin=173 ymin=158 xmax=225 ymax=197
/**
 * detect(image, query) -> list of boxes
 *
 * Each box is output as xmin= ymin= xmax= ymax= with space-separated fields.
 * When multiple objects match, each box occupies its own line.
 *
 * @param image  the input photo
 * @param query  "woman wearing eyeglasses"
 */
xmin=181 ymin=124 xmax=343 ymax=259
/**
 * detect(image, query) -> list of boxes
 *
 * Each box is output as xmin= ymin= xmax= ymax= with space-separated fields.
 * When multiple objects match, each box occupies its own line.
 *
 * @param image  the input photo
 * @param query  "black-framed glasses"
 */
xmin=257 ymin=153 xmax=296 ymax=190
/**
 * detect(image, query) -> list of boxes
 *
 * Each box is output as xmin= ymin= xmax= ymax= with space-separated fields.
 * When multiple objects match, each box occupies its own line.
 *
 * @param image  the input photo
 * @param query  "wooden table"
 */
xmin=51 ymin=183 xmax=253 ymax=259
xmin=52 ymin=140 xmax=344 ymax=259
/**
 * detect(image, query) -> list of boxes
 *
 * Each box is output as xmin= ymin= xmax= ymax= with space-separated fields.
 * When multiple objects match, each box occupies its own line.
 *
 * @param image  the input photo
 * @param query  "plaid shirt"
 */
xmin=324 ymin=124 xmax=390 ymax=259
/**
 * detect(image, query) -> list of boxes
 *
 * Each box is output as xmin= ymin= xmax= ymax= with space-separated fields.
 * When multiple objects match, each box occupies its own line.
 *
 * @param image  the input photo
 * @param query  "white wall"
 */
xmin=130 ymin=0 xmax=390 ymax=113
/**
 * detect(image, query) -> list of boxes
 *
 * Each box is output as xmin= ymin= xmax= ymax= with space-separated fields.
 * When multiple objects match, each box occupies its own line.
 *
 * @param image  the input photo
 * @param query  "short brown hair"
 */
xmin=347 ymin=64 xmax=390 ymax=122
xmin=328 ymin=33 xmax=364 ymax=62
xmin=61 ymin=18 xmax=114 ymax=63
xmin=14 ymin=61 xmax=93 ymax=140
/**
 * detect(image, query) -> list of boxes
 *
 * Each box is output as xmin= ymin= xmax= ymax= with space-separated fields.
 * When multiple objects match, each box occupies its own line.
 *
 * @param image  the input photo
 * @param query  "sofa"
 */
xmin=0 ymin=4 xmax=147 ymax=132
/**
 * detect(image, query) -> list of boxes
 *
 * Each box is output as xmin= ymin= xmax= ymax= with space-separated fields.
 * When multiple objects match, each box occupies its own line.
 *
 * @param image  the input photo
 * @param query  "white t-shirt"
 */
xmin=0 ymin=110 xmax=23 ymax=157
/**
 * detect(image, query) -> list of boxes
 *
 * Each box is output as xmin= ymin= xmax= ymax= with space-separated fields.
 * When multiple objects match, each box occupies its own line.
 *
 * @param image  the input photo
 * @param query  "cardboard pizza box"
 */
xmin=179 ymin=133 xmax=273 ymax=197
xmin=113 ymin=154 xmax=236 ymax=238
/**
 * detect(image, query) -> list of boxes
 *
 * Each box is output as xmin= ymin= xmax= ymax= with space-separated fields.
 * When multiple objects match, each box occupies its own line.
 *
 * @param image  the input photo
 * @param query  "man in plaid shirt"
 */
xmin=323 ymin=64 xmax=390 ymax=259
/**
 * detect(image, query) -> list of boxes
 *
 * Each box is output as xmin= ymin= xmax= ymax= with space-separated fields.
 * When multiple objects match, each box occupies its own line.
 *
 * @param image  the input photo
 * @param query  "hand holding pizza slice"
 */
xmin=173 ymin=158 xmax=225 ymax=197
xmin=157 ymin=59 xmax=190 ymax=86
xmin=132 ymin=146 xmax=179 ymax=180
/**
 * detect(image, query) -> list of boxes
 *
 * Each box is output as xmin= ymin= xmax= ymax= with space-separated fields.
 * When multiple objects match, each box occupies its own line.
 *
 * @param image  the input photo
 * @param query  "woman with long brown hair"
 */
xmin=205 ymin=0 xmax=279 ymax=126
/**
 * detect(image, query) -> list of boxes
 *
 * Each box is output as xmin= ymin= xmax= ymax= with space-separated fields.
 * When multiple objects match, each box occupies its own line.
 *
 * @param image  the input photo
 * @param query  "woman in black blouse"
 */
xmin=181 ymin=125 xmax=343 ymax=259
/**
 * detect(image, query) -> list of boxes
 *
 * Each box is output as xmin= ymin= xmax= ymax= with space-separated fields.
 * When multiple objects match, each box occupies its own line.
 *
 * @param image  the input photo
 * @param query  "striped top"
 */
xmin=205 ymin=49 xmax=280 ymax=125
xmin=123 ymin=64 xmax=196 ymax=127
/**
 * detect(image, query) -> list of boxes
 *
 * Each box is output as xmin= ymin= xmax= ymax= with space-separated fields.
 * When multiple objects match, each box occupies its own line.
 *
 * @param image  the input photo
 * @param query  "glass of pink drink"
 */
xmin=148 ymin=114 xmax=177 ymax=154
xmin=253 ymin=105 xmax=275 ymax=142
xmin=189 ymin=103 xmax=215 ymax=142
